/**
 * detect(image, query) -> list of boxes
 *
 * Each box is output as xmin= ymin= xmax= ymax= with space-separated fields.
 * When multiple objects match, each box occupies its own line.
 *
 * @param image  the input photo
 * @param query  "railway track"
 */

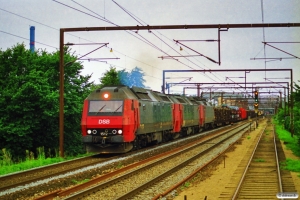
xmin=231 ymin=122 xmax=285 ymax=199
xmin=36 ymin=122 xmax=249 ymax=199
xmin=0 ymin=155 xmax=107 ymax=191
xmin=0 ymin=123 xmax=242 ymax=190
xmin=0 ymin=122 xmax=250 ymax=200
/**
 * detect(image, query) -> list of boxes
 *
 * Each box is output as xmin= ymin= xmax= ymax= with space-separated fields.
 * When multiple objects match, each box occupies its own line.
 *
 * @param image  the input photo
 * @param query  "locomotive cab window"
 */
xmin=88 ymin=100 xmax=123 ymax=116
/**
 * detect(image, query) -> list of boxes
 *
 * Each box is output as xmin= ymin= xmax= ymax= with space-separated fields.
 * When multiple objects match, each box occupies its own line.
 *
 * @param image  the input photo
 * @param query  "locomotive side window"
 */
xmin=88 ymin=100 xmax=123 ymax=116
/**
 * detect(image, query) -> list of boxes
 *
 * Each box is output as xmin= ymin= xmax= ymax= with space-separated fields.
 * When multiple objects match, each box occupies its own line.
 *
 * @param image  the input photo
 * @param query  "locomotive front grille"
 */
xmin=83 ymin=135 xmax=124 ymax=144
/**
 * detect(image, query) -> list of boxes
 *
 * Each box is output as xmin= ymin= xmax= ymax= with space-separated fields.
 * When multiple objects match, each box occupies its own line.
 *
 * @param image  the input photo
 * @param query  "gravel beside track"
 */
xmin=0 ymin=155 xmax=107 ymax=191
xmin=67 ymin=124 xmax=248 ymax=200
xmin=133 ymin=128 xmax=246 ymax=200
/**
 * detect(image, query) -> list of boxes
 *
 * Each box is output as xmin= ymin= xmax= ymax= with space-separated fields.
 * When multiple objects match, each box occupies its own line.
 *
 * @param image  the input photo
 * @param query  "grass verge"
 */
xmin=275 ymin=120 xmax=300 ymax=176
xmin=0 ymin=147 xmax=92 ymax=176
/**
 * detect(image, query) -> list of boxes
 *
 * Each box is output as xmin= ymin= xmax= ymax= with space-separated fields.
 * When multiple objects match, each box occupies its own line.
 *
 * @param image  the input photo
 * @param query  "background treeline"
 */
xmin=0 ymin=43 xmax=146 ymax=161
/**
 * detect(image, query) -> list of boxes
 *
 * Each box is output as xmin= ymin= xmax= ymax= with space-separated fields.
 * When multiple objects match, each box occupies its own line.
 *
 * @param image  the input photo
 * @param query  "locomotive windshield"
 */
xmin=88 ymin=100 xmax=123 ymax=116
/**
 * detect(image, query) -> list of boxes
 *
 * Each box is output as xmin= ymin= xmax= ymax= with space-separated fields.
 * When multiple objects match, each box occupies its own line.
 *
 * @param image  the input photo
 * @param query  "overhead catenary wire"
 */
xmin=69 ymin=1 xmax=177 ymax=76
xmin=54 ymin=0 xmax=183 ymax=80
xmin=261 ymin=0 xmax=267 ymax=79
xmin=70 ymin=0 xmax=180 ymax=62
xmin=0 ymin=7 xmax=95 ymax=44
xmin=0 ymin=5 xmax=162 ymax=82
xmin=111 ymin=0 xmax=222 ymax=83
xmin=67 ymin=0 xmax=219 ymax=83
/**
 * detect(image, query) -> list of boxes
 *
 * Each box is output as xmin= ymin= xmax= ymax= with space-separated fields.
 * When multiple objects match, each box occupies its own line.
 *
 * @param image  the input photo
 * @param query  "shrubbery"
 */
xmin=0 ymin=44 xmax=94 ymax=161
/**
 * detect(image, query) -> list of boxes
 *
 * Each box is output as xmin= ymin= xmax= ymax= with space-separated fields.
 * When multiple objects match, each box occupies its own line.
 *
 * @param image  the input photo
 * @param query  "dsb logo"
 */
xmin=98 ymin=119 xmax=110 ymax=124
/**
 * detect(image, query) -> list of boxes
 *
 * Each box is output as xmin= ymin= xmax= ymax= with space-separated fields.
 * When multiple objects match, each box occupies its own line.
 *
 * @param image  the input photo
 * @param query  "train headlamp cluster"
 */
xmin=86 ymin=129 xmax=122 ymax=135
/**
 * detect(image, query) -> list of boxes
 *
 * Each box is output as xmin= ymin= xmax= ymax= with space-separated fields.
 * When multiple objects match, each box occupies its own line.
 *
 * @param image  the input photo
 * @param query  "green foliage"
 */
xmin=125 ymin=67 xmax=146 ymax=88
xmin=72 ymin=179 xmax=90 ymax=184
xmin=274 ymin=81 xmax=300 ymax=148
xmin=0 ymin=148 xmax=13 ymax=166
xmin=100 ymin=66 xmax=146 ymax=88
xmin=116 ymin=162 xmax=123 ymax=169
xmin=0 ymin=44 xmax=94 ymax=160
xmin=0 ymin=147 xmax=92 ymax=175
xmin=274 ymin=85 xmax=300 ymax=175
xmin=275 ymin=122 xmax=300 ymax=157
xmin=118 ymin=69 xmax=130 ymax=86
xmin=280 ymin=158 xmax=300 ymax=172
xmin=292 ymin=82 xmax=300 ymax=102
xmin=99 ymin=66 xmax=121 ymax=86
xmin=254 ymin=158 xmax=265 ymax=162
xmin=184 ymin=181 xmax=190 ymax=187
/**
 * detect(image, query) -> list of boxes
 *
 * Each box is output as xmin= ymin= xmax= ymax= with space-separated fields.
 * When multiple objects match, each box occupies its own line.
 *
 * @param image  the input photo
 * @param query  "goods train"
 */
xmin=81 ymin=85 xmax=256 ymax=153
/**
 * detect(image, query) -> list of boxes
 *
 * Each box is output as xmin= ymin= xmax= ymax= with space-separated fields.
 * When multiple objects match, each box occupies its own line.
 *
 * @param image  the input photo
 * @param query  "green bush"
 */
xmin=275 ymin=123 xmax=300 ymax=157
xmin=280 ymin=158 xmax=300 ymax=172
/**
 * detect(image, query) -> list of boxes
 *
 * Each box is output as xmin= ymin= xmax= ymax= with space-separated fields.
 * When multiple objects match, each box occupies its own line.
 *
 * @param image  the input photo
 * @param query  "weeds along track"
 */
xmin=0 ymin=155 xmax=112 ymax=191
xmin=43 ymin=123 xmax=249 ymax=200
xmin=232 ymin=121 xmax=284 ymax=199
xmin=275 ymin=132 xmax=297 ymax=193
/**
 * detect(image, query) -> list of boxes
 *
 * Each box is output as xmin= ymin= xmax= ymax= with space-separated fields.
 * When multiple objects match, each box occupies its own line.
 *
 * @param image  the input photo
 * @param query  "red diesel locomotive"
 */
xmin=81 ymin=85 xmax=255 ymax=153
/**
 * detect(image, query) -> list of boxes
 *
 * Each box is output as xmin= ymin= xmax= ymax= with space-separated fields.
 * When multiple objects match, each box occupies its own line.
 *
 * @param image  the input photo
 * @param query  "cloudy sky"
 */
xmin=1 ymin=0 xmax=299 ymax=95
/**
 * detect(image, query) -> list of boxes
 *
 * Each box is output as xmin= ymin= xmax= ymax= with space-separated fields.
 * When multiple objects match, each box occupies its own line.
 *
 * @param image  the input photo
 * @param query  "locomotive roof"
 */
xmin=87 ymin=85 xmax=138 ymax=100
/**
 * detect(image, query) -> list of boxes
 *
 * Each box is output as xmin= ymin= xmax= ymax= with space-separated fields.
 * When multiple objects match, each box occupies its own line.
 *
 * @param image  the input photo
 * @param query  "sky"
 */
xmin=0 ymin=0 xmax=299 ymax=96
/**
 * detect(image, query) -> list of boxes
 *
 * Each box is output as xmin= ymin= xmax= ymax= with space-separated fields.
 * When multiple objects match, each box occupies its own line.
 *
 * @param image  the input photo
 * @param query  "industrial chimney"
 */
xmin=30 ymin=26 xmax=35 ymax=52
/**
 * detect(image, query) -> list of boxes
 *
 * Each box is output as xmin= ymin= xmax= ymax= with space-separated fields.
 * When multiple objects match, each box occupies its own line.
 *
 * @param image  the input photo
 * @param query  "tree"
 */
xmin=128 ymin=67 xmax=146 ymax=88
xmin=292 ymin=82 xmax=300 ymax=140
xmin=118 ymin=69 xmax=130 ymax=86
xmin=99 ymin=66 xmax=146 ymax=88
xmin=275 ymin=81 xmax=300 ymax=144
xmin=0 ymin=44 xmax=93 ymax=160
xmin=99 ymin=66 xmax=121 ymax=86
xmin=118 ymin=67 xmax=146 ymax=88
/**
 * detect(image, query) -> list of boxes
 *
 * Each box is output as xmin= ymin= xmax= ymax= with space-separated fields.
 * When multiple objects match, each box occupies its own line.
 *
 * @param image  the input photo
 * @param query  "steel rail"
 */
xmin=231 ymin=125 xmax=266 ymax=199
xmin=0 ymin=154 xmax=104 ymax=191
xmin=274 ymin=125 xmax=283 ymax=196
xmin=116 ymin=124 xmax=249 ymax=200
xmin=55 ymin=123 xmax=248 ymax=199
xmin=231 ymin=123 xmax=282 ymax=199
xmin=33 ymin=123 xmax=243 ymax=200
xmin=152 ymin=124 xmax=249 ymax=200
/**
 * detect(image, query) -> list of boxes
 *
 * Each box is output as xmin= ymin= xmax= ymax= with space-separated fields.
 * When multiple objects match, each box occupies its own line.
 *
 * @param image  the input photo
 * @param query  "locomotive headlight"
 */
xmin=92 ymin=130 xmax=97 ymax=134
xmin=118 ymin=130 xmax=123 ymax=134
xmin=103 ymin=93 xmax=109 ymax=99
xmin=87 ymin=130 xmax=92 ymax=134
xmin=112 ymin=129 xmax=117 ymax=134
